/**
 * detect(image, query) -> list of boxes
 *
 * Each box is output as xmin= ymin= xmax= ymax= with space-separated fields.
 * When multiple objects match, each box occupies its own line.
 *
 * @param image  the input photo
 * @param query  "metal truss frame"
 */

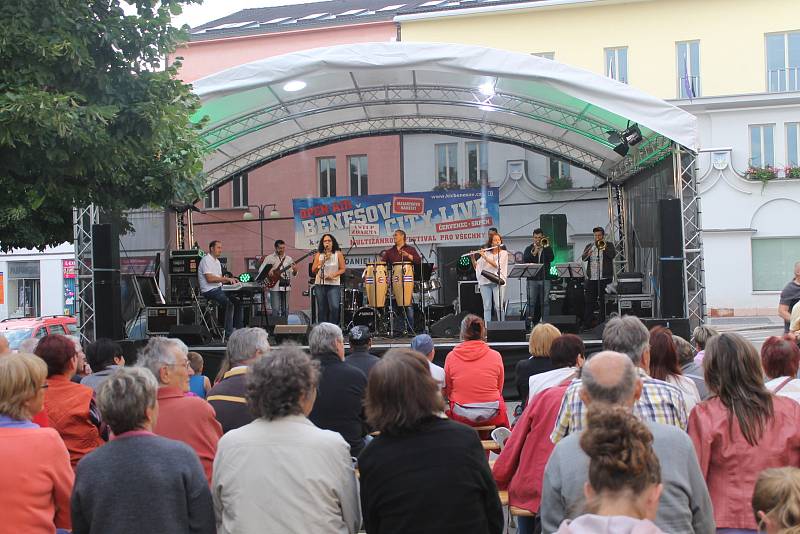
xmin=673 ymin=146 xmax=706 ymax=327
xmin=199 ymin=84 xmax=669 ymax=189
xmin=608 ymin=182 xmax=629 ymax=281
xmin=73 ymin=205 xmax=99 ymax=345
xmin=204 ymin=115 xmax=608 ymax=189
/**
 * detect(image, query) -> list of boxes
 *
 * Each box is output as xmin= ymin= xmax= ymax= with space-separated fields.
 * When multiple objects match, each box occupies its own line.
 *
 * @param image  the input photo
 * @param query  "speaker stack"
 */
xmin=92 ymin=224 xmax=124 ymax=340
xmin=658 ymin=199 xmax=685 ymax=318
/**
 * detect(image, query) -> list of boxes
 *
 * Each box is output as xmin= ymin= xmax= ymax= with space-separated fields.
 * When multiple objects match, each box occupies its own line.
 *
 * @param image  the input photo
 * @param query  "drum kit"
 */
xmin=342 ymin=260 xmax=438 ymax=336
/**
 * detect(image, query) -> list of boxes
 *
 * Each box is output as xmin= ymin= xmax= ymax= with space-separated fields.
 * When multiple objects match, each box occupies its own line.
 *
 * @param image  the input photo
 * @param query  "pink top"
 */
xmin=688 ymin=396 xmax=800 ymax=530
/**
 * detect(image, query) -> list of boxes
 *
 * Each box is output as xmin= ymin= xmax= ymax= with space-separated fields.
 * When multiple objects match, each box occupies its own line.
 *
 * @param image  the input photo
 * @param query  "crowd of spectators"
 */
xmin=2 ymin=311 xmax=800 ymax=533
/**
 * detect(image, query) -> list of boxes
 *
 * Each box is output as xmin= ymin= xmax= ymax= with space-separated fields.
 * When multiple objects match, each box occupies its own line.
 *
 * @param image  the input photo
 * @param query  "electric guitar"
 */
xmin=266 ymin=249 xmax=316 ymax=289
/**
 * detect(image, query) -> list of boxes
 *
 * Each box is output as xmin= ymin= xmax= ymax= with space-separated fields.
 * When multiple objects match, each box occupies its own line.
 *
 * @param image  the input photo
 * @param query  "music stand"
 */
xmin=509 ymin=263 xmax=542 ymax=324
xmin=556 ymin=263 xmax=584 ymax=279
xmin=254 ymin=261 xmax=274 ymax=283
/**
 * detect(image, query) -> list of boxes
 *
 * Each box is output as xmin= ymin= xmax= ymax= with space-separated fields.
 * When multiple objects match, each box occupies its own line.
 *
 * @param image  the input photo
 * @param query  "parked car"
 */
xmin=0 ymin=316 xmax=78 ymax=350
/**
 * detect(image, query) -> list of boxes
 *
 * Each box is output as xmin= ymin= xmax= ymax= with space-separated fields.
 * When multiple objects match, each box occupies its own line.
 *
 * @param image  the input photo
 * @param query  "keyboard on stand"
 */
xmin=222 ymin=282 xmax=262 ymax=292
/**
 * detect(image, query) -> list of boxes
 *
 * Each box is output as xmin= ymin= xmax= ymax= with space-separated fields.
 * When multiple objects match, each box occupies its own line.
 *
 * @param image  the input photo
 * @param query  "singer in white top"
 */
xmin=471 ymin=232 xmax=509 ymax=323
xmin=311 ymin=233 xmax=346 ymax=325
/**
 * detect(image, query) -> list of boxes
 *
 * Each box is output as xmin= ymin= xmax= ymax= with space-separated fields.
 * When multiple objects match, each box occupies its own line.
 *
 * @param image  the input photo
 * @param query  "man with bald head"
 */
xmin=540 ymin=351 xmax=714 ymax=534
xmin=550 ymin=315 xmax=687 ymax=443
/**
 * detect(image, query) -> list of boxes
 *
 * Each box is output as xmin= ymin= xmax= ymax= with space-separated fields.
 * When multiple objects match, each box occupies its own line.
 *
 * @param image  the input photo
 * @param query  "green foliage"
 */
xmin=0 ymin=0 xmax=206 ymax=250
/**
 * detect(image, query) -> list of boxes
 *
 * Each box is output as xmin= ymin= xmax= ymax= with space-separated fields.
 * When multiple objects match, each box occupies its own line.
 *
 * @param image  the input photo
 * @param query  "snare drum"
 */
xmin=392 ymin=262 xmax=414 ymax=307
xmin=364 ymin=262 xmax=388 ymax=307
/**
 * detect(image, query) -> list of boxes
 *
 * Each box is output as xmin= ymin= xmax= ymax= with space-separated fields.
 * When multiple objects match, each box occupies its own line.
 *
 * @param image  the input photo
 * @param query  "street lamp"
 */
xmin=242 ymin=203 xmax=280 ymax=256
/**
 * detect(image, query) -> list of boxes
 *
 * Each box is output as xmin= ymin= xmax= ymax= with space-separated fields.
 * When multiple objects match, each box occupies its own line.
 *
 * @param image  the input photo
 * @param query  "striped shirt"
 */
xmin=550 ymin=368 xmax=688 ymax=443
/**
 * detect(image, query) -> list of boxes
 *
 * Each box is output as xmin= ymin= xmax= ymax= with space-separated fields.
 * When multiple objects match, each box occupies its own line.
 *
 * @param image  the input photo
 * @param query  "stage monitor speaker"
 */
xmin=643 ymin=318 xmax=691 ymax=341
xmin=274 ymin=325 xmax=309 ymax=345
xmin=543 ymin=314 xmax=580 ymax=334
xmin=168 ymin=325 xmax=209 ymax=346
xmin=487 ymin=321 xmax=526 ymax=342
xmin=540 ymin=213 xmax=568 ymax=259
xmin=458 ymin=281 xmax=483 ymax=316
xmin=430 ymin=311 xmax=469 ymax=338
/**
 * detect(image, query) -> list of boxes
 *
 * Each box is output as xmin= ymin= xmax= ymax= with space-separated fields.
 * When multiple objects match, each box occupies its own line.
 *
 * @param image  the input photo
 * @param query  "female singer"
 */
xmin=311 ymin=234 xmax=346 ymax=325
xmin=471 ymin=232 xmax=509 ymax=323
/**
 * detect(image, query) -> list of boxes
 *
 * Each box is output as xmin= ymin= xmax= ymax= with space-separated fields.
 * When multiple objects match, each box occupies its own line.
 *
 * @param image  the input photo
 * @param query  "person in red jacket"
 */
xmin=444 ymin=315 xmax=509 ymax=429
xmin=137 ymin=337 xmax=222 ymax=483
xmin=35 ymin=334 xmax=105 ymax=469
xmin=0 ymin=352 xmax=74 ymax=533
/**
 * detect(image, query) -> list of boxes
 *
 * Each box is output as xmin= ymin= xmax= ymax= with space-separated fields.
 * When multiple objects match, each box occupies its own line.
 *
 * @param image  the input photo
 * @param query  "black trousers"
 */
xmin=584 ymin=278 xmax=610 ymax=325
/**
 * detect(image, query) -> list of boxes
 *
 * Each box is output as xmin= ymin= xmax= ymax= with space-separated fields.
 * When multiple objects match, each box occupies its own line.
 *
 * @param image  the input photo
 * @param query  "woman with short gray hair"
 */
xmin=213 ymin=346 xmax=361 ymax=534
xmin=71 ymin=367 xmax=215 ymax=534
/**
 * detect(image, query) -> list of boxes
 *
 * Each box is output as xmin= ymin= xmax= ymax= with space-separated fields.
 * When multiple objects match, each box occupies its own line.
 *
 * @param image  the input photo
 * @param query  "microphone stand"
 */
xmin=342 ymin=240 xmax=357 ymax=329
xmin=409 ymin=238 xmax=429 ymax=334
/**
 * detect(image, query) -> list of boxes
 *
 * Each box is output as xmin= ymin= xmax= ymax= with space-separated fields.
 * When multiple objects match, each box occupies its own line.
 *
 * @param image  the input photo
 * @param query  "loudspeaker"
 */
xmin=94 ymin=270 xmax=124 ymax=340
xmin=487 ymin=320 xmax=526 ymax=342
xmin=428 ymin=304 xmax=455 ymax=323
xmin=274 ymin=325 xmax=309 ymax=344
xmin=658 ymin=199 xmax=683 ymax=258
xmin=643 ymin=318 xmax=690 ymax=340
xmin=168 ymin=324 xmax=209 ymax=346
xmin=430 ymin=311 xmax=469 ymax=338
xmin=543 ymin=314 xmax=580 ymax=334
xmin=91 ymin=223 xmax=120 ymax=270
xmin=439 ymin=246 xmax=477 ymax=307
xmin=658 ymin=199 xmax=685 ymax=319
xmin=660 ymin=260 xmax=685 ymax=318
xmin=458 ymin=281 xmax=483 ymax=315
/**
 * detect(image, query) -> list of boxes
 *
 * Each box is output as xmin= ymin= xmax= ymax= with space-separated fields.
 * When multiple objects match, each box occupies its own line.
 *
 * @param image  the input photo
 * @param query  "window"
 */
xmin=436 ymin=143 xmax=458 ymax=187
xmin=749 ymin=124 xmax=775 ymax=168
xmin=676 ymin=41 xmax=700 ymax=98
xmin=788 ymin=123 xmax=800 ymax=167
xmin=348 ymin=155 xmax=368 ymax=196
xmin=318 ymin=157 xmax=336 ymax=197
xmin=204 ymin=188 xmax=219 ymax=209
xmin=752 ymin=238 xmax=800 ymax=290
xmin=549 ymin=158 xmax=571 ymax=179
xmin=466 ymin=141 xmax=488 ymax=186
xmin=605 ymin=47 xmax=628 ymax=83
xmin=231 ymin=173 xmax=248 ymax=208
xmin=766 ymin=31 xmax=800 ymax=92
xmin=533 ymin=52 xmax=554 ymax=60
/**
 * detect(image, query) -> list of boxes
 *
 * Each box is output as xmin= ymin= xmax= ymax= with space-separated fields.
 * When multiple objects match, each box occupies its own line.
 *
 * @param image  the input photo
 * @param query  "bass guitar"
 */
xmin=266 ymin=249 xmax=316 ymax=289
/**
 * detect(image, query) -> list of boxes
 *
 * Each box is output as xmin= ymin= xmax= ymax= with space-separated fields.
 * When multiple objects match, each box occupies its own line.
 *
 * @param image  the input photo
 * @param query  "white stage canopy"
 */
xmin=192 ymin=41 xmax=698 ymax=190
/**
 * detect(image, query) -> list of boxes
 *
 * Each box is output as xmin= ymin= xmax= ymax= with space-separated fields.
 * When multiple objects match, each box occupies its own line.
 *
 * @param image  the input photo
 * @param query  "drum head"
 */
xmin=352 ymin=307 xmax=378 ymax=331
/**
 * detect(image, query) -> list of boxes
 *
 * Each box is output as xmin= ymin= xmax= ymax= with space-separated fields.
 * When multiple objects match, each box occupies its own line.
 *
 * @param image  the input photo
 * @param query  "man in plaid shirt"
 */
xmin=550 ymin=315 xmax=688 ymax=443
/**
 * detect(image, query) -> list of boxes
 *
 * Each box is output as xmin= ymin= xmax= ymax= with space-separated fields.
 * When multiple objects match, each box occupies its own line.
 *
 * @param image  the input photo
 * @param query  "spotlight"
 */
xmin=238 ymin=273 xmax=252 ymax=283
xmin=606 ymin=130 xmax=623 ymax=145
xmin=622 ymin=124 xmax=643 ymax=146
xmin=613 ymin=143 xmax=629 ymax=157
xmin=283 ymin=80 xmax=306 ymax=92
xmin=478 ymin=82 xmax=495 ymax=97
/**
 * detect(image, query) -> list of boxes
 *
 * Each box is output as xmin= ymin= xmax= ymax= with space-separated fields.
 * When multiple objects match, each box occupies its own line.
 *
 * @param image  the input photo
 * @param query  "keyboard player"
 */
xmin=198 ymin=240 xmax=243 ymax=337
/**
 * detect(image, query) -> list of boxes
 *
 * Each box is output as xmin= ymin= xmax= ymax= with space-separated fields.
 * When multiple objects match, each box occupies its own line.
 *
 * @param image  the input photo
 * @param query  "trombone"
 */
xmin=540 ymin=236 xmax=550 ymax=248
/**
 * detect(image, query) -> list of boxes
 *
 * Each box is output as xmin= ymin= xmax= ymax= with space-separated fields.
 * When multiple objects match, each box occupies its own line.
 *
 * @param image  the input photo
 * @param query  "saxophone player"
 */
xmin=582 ymin=226 xmax=616 ymax=327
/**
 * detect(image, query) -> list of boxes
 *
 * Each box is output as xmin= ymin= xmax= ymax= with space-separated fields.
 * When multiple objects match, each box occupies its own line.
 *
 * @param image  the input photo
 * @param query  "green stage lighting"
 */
xmin=238 ymin=273 xmax=251 ymax=283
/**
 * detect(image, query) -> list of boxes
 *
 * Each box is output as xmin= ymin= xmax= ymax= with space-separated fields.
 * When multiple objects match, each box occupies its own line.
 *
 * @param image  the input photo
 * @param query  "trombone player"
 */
xmin=581 ymin=226 xmax=616 ymax=328
xmin=523 ymin=228 xmax=554 ymax=325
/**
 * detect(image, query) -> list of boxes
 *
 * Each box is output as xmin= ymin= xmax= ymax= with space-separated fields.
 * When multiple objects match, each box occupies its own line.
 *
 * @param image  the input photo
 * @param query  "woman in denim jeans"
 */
xmin=472 ymin=232 xmax=509 ymax=323
xmin=311 ymin=234 xmax=346 ymax=325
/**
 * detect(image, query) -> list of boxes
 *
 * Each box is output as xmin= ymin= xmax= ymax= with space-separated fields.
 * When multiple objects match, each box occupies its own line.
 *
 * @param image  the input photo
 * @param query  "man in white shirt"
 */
xmin=410 ymin=334 xmax=444 ymax=389
xmin=261 ymin=239 xmax=297 ymax=318
xmin=198 ymin=240 xmax=242 ymax=337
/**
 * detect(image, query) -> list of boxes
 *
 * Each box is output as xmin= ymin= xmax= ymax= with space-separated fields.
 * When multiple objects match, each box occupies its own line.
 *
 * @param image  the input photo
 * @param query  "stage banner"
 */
xmin=293 ymin=188 xmax=499 ymax=249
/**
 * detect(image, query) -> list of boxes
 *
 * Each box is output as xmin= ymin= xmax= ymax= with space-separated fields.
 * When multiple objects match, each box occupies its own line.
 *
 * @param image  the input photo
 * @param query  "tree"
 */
xmin=0 ymin=0 xmax=206 ymax=250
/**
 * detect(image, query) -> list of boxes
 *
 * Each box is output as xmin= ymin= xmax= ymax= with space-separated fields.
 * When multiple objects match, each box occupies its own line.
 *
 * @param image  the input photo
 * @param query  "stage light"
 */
xmin=606 ymin=130 xmax=622 ymax=145
xmin=238 ymin=273 xmax=251 ymax=283
xmin=613 ymin=143 xmax=629 ymax=157
xmin=269 ymin=208 xmax=280 ymax=218
xmin=622 ymin=124 xmax=643 ymax=146
xmin=283 ymin=80 xmax=306 ymax=92
xmin=478 ymin=82 xmax=495 ymax=97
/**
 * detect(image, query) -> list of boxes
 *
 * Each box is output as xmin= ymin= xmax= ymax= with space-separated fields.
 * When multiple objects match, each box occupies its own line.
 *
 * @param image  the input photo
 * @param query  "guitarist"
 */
xmin=262 ymin=239 xmax=297 ymax=318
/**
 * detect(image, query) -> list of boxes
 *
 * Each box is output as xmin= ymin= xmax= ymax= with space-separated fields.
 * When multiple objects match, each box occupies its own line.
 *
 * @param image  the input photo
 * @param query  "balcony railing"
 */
xmin=768 ymin=67 xmax=800 ymax=93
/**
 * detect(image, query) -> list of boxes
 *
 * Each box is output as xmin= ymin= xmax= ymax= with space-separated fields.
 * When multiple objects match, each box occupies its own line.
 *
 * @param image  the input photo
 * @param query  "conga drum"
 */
xmin=392 ymin=262 xmax=414 ymax=307
xmin=364 ymin=262 xmax=388 ymax=307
